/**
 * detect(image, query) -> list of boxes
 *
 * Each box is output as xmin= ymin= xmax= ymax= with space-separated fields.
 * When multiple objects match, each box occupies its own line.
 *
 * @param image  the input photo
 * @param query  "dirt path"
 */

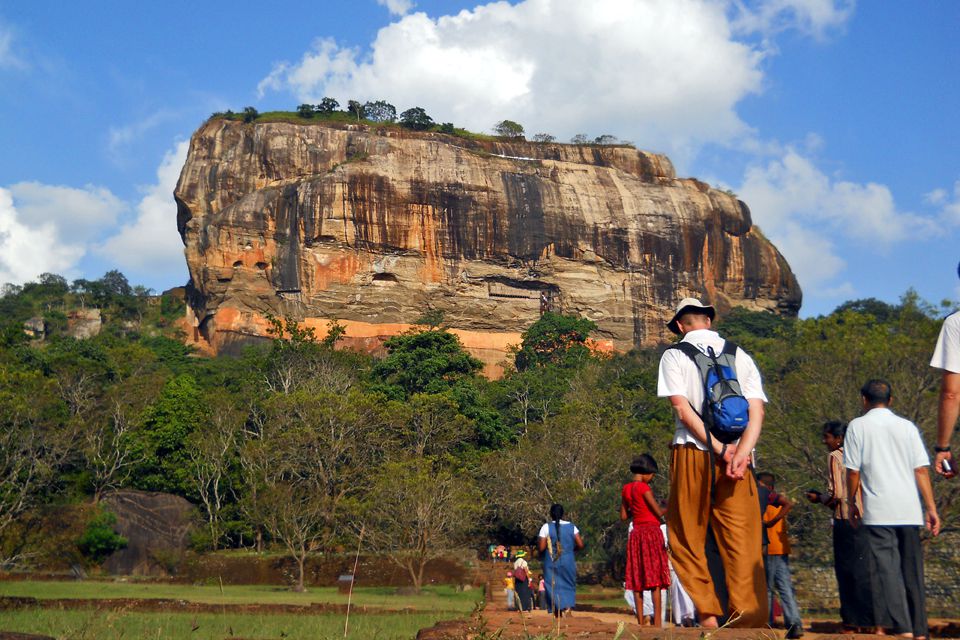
xmin=416 ymin=583 xmax=960 ymax=639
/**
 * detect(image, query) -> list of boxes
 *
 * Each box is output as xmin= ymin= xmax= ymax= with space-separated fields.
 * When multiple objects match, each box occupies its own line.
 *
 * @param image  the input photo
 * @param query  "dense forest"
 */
xmin=0 ymin=271 xmax=956 ymax=591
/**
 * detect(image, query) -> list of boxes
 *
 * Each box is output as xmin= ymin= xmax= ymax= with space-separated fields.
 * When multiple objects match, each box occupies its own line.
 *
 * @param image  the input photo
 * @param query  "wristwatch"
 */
xmin=934 ymin=445 xmax=952 ymax=453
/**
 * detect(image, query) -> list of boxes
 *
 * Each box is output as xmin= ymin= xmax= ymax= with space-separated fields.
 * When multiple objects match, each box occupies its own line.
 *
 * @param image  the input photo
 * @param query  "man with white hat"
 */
xmin=657 ymin=298 xmax=771 ymax=630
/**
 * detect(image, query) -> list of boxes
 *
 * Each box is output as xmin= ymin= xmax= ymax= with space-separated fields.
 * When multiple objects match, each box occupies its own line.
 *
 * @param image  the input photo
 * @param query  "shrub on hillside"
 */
xmin=77 ymin=509 xmax=127 ymax=563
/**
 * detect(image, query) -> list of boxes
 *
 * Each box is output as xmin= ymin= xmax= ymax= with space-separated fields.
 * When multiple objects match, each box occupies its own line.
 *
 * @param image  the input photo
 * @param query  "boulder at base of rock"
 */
xmin=101 ymin=490 xmax=196 ymax=576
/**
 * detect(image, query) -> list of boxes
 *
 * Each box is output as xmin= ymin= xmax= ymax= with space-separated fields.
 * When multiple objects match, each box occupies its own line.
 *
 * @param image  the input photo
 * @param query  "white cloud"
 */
xmin=925 ymin=180 xmax=960 ymax=225
xmin=377 ymin=0 xmax=414 ymax=17
xmin=731 ymin=0 xmax=855 ymax=40
xmin=107 ymin=110 xmax=176 ymax=163
xmin=738 ymin=148 xmax=935 ymax=292
xmin=96 ymin=141 xmax=189 ymax=278
xmin=0 ymin=21 xmax=27 ymax=70
xmin=259 ymin=0 xmax=776 ymax=162
xmin=7 ymin=181 xmax=125 ymax=241
xmin=257 ymin=0 xmax=854 ymax=163
xmin=0 ymin=180 xmax=126 ymax=284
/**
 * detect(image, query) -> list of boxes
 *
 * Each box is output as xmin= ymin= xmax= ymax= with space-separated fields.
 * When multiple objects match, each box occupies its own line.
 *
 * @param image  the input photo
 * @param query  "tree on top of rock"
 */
xmin=514 ymin=312 xmax=598 ymax=371
xmin=493 ymin=120 xmax=525 ymax=138
xmin=399 ymin=107 xmax=434 ymax=131
xmin=363 ymin=100 xmax=397 ymax=123
xmin=316 ymin=97 xmax=340 ymax=113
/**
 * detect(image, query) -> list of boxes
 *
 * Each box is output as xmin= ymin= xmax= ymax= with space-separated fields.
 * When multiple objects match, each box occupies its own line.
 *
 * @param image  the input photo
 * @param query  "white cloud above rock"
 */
xmin=97 ymin=141 xmax=189 ymax=282
xmin=738 ymin=148 xmax=935 ymax=295
xmin=259 ymin=0 xmax=783 ymax=162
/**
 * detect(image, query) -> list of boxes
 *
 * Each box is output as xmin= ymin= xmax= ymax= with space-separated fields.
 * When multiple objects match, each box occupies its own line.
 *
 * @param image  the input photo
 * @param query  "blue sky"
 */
xmin=0 ymin=0 xmax=957 ymax=317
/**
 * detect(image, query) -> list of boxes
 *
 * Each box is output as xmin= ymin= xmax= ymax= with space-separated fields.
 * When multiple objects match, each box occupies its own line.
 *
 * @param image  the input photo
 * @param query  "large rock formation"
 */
xmin=175 ymin=118 xmax=800 ymax=372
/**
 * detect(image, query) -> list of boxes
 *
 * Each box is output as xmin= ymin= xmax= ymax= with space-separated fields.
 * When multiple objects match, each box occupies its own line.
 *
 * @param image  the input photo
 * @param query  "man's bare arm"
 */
xmin=728 ymin=399 xmax=764 ymax=479
xmin=915 ymin=467 xmax=941 ymax=535
xmin=845 ymin=468 xmax=862 ymax=527
xmin=669 ymin=396 xmax=719 ymax=453
xmin=936 ymin=371 xmax=960 ymax=478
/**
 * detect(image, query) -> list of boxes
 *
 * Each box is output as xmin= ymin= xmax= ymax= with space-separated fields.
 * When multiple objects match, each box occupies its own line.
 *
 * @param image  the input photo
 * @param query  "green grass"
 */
xmin=0 ymin=581 xmax=480 ymax=611
xmin=0 ymin=608 xmax=455 ymax=640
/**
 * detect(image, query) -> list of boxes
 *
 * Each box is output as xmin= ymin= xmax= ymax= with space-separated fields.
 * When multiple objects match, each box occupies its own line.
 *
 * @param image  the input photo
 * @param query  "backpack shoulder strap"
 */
xmin=721 ymin=340 xmax=739 ymax=357
xmin=670 ymin=341 xmax=704 ymax=361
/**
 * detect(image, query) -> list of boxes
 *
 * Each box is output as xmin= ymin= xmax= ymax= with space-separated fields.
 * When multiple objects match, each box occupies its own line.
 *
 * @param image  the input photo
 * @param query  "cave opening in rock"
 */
xmin=372 ymin=272 xmax=399 ymax=284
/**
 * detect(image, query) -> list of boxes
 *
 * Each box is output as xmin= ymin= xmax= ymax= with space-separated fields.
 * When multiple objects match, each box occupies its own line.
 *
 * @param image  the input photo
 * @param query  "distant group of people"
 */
xmin=521 ymin=270 xmax=960 ymax=637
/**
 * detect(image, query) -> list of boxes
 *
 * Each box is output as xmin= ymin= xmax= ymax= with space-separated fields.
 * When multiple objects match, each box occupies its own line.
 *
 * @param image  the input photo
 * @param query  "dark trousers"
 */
xmin=833 ymin=520 xmax=875 ymax=627
xmin=866 ymin=526 xmax=927 ymax=637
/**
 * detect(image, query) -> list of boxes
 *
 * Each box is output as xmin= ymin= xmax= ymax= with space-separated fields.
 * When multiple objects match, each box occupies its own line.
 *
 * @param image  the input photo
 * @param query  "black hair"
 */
xmin=549 ymin=503 xmax=564 ymax=557
xmin=860 ymin=379 xmax=892 ymax=406
xmin=756 ymin=471 xmax=775 ymax=485
xmin=822 ymin=420 xmax=847 ymax=438
xmin=630 ymin=454 xmax=658 ymax=475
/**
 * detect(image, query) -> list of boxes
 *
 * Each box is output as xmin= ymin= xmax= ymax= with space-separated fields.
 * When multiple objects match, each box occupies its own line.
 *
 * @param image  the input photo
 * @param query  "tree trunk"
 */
xmin=294 ymin=550 xmax=306 ymax=592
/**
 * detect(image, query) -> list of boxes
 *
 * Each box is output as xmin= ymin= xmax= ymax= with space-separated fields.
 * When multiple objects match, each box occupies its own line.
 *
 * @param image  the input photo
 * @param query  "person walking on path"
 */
xmin=845 ymin=379 xmax=940 ymax=639
xmin=538 ymin=503 xmax=584 ymax=617
xmin=512 ymin=554 xmax=534 ymax=612
xmin=657 ymin=297 xmax=769 ymax=628
xmin=931 ymin=263 xmax=960 ymax=479
xmin=757 ymin=472 xmax=804 ymax=639
xmin=620 ymin=454 xmax=671 ymax=627
xmin=806 ymin=420 xmax=874 ymax=633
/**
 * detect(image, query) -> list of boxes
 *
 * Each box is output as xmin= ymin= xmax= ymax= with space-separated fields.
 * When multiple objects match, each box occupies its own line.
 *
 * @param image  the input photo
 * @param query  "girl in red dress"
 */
xmin=620 ymin=454 xmax=670 ymax=626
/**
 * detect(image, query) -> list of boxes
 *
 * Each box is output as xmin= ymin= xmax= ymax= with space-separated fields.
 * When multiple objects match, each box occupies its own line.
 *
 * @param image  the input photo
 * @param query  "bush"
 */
xmin=242 ymin=107 xmax=259 ymax=123
xmin=76 ymin=509 xmax=127 ymax=563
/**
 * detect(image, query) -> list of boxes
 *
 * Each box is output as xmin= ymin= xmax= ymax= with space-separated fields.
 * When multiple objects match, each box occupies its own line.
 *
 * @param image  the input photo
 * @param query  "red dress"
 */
xmin=622 ymin=481 xmax=670 ymax=591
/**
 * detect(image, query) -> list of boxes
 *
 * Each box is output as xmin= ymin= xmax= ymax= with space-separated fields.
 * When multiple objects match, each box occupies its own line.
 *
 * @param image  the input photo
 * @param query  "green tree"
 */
xmin=317 ymin=97 xmax=340 ymax=113
xmin=570 ymin=133 xmax=590 ymax=144
xmin=241 ymin=390 xmax=392 ymax=591
xmin=363 ymin=457 xmax=481 ymax=592
xmin=129 ymin=374 xmax=207 ymax=495
xmin=438 ymin=122 xmax=455 ymax=134
xmin=514 ymin=312 xmax=598 ymax=371
xmin=532 ymin=133 xmax=556 ymax=143
xmin=371 ymin=329 xmax=482 ymax=398
xmin=363 ymin=100 xmax=397 ymax=123
xmin=242 ymin=106 xmax=259 ymax=123
xmin=493 ymin=120 xmax=525 ymax=138
xmin=399 ymin=107 xmax=434 ymax=131
xmin=594 ymin=134 xmax=618 ymax=144
xmin=296 ymin=103 xmax=315 ymax=118
xmin=347 ymin=100 xmax=365 ymax=121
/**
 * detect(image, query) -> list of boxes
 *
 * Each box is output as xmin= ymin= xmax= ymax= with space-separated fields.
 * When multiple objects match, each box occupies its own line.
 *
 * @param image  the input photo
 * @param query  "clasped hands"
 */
xmin=718 ymin=442 xmax=749 ymax=480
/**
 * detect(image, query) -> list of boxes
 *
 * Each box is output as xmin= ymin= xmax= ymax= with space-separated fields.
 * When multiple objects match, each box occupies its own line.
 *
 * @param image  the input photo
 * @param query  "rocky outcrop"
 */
xmin=101 ymin=490 xmax=195 ymax=576
xmin=175 ymin=118 xmax=800 ymax=372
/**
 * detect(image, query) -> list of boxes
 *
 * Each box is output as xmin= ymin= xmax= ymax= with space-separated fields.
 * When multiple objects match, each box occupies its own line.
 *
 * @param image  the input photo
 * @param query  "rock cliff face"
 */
xmin=175 ymin=119 xmax=800 ymax=373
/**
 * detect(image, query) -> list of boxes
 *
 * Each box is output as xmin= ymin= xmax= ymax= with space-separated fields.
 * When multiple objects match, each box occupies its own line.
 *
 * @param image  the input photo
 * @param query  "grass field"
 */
xmin=0 ymin=609 xmax=454 ymax=640
xmin=0 ymin=580 xmax=481 ymax=610
xmin=0 ymin=581 xmax=482 ymax=639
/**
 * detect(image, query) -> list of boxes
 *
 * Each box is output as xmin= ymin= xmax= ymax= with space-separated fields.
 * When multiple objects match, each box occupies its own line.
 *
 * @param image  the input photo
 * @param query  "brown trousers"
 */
xmin=667 ymin=444 xmax=768 ymax=627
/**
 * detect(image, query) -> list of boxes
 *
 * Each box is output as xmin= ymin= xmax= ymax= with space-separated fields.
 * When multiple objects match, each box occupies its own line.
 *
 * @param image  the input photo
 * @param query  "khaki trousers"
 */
xmin=667 ymin=444 xmax=768 ymax=627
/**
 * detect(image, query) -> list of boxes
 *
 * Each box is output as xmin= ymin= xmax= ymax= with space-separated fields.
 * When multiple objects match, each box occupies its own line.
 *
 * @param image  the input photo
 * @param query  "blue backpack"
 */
xmin=670 ymin=340 xmax=750 ymax=444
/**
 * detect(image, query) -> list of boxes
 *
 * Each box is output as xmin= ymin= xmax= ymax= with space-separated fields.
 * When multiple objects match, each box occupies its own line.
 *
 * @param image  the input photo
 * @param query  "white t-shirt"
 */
xmin=538 ymin=520 xmax=580 ymax=538
xmin=930 ymin=311 xmax=960 ymax=373
xmin=844 ymin=407 xmax=930 ymax=526
xmin=657 ymin=329 xmax=768 ymax=451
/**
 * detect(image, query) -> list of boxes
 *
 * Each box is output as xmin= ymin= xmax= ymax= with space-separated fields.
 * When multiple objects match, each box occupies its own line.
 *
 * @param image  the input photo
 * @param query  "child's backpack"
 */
xmin=669 ymin=341 xmax=750 ymax=444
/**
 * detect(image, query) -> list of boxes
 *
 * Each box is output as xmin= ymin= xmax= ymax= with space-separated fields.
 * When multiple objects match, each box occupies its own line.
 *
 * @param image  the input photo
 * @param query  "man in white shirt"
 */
xmin=657 ymin=298 xmax=768 ymax=629
xmin=845 ymin=379 xmax=940 ymax=639
xmin=930 ymin=267 xmax=960 ymax=479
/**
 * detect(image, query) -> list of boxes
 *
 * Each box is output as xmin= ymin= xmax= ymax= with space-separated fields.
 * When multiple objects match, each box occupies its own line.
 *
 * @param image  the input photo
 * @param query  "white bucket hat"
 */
xmin=666 ymin=297 xmax=715 ymax=335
